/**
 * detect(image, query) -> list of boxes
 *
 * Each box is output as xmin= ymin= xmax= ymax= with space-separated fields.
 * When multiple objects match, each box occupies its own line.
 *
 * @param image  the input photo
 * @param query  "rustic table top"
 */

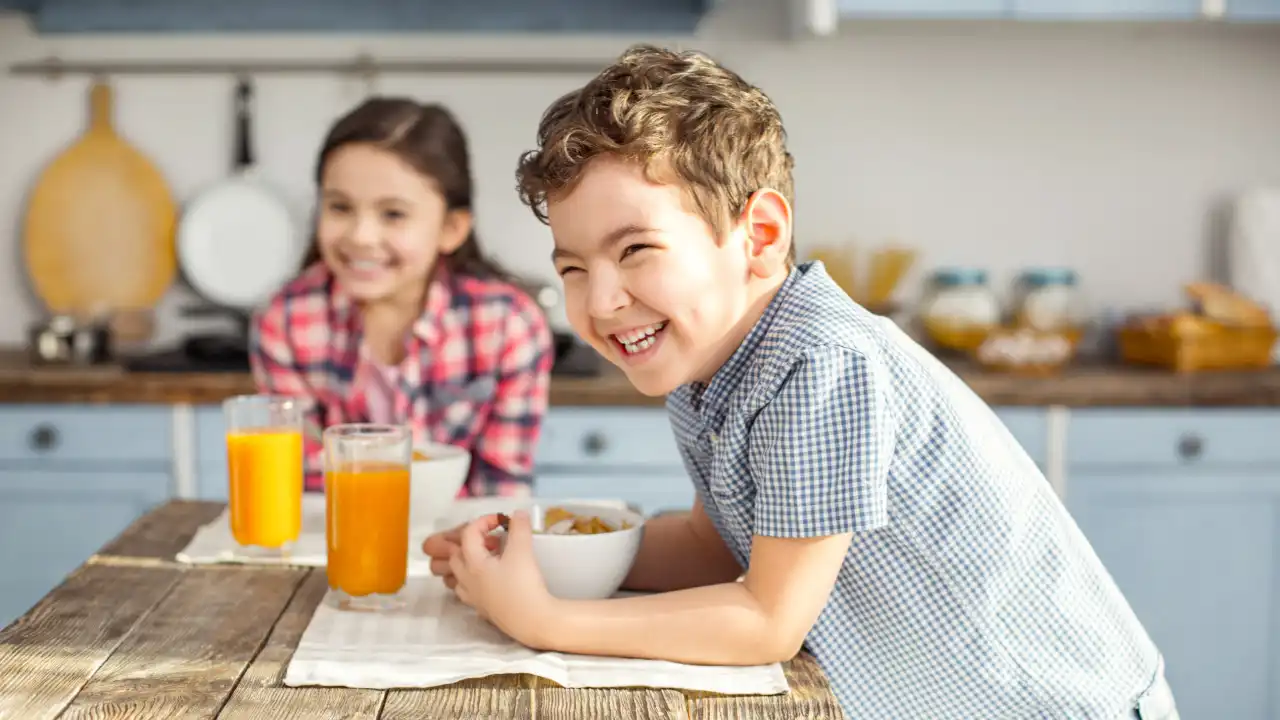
xmin=0 ymin=500 xmax=846 ymax=720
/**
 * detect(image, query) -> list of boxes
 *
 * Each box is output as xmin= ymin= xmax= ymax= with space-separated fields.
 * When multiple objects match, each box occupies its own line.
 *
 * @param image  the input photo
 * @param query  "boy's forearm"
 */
xmin=621 ymin=512 xmax=742 ymax=592
xmin=533 ymin=583 xmax=790 ymax=666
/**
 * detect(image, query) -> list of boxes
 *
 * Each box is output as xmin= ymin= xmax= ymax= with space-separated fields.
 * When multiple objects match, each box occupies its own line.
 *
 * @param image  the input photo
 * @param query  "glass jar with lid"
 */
xmin=919 ymin=268 xmax=1001 ymax=354
xmin=1011 ymin=268 xmax=1087 ymax=332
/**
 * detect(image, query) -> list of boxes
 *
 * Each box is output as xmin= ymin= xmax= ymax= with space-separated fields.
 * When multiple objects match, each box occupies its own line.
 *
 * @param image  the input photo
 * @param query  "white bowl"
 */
xmin=410 ymin=442 xmax=471 ymax=529
xmin=498 ymin=502 xmax=645 ymax=600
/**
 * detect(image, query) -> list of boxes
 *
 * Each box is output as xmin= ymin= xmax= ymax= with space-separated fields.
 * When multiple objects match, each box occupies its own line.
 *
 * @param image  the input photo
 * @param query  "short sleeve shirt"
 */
xmin=665 ymin=262 xmax=1160 ymax=719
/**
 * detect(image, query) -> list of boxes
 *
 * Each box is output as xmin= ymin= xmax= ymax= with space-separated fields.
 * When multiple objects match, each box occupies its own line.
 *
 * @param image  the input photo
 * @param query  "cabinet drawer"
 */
xmin=537 ymin=408 xmax=683 ymax=469
xmin=194 ymin=405 xmax=229 ymax=500
xmin=534 ymin=471 xmax=694 ymax=516
xmin=0 ymin=469 xmax=171 ymax=627
xmin=1068 ymin=409 xmax=1280 ymax=467
xmin=0 ymin=405 xmax=172 ymax=464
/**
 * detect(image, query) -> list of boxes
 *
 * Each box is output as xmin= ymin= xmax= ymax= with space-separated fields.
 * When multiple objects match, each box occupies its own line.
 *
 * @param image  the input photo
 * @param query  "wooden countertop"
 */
xmin=0 ymin=500 xmax=844 ymax=720
xmin=2 ymin=349 xmax=1280 ymax=407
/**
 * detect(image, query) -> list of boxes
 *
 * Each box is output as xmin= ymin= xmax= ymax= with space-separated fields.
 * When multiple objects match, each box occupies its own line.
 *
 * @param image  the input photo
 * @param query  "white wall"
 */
xmin=2 ymin=4 xmax=1278 ymax=346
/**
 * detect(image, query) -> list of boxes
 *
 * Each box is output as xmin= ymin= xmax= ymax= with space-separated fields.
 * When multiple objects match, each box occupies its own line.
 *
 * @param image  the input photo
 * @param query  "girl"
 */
xmin=250 ymin=98 xmax=553 ymax=497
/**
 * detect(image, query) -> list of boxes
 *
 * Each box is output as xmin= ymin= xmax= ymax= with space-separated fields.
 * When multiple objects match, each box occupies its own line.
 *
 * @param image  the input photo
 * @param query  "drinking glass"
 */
xmin=224 ymin=394 xmax=304 ymax=559
xmin=324 ymin=423 xmax=412 ymax=611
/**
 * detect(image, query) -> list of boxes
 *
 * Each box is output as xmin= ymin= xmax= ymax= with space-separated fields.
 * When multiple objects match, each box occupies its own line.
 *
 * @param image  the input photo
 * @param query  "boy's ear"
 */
xmin=740 ymin=188 xmax=792 ymax=277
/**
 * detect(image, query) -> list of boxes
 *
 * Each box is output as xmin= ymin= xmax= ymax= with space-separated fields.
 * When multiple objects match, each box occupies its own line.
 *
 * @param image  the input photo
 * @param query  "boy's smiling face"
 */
xmin=548 ymin=156 xmax=791 ymax=396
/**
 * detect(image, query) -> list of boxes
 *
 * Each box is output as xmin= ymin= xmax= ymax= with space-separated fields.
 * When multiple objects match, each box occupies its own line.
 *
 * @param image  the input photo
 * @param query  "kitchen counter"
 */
xmin=0 ymin=500 xmax=844 ymax=720
xmin=2 ymin=349 xmax=1279 ymax=407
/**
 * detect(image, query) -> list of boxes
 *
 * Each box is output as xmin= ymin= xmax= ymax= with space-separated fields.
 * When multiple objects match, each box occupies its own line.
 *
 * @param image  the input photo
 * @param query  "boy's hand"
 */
xmin=421 ymin=522 xmax=500 ymax=590
xmin=448 ymin=510 xmax=557 ymax=644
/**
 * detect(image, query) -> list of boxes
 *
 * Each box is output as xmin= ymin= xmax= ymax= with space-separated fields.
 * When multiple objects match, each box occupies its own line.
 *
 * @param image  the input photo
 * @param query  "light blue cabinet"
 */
xmin=533 ymin=406 xmax=1049 ymax=515
xmin=837 ymin=0 xmax=1010 ymax=18
xmin=534 ymin=407 xmax=692 ymax=515
xmin=0 ymin=405 xmax=174 ymax=627
xmin=194 ymin=404 xmax=230 ymax=501
xmin=1225 ymin=0 xmax=1280 ymax=19
xmin=1065 ymin=409 xmax=1280 ymax=720
xmin=0 ymin=470 xmax=170 ymax=627
xmin=1011 ymin=0 xmax=1203 ymax=18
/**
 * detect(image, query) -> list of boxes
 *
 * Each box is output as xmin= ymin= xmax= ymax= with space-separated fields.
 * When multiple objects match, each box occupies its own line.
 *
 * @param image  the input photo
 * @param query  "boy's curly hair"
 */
xmin=515 ymin=44 xmax=795 ymax=262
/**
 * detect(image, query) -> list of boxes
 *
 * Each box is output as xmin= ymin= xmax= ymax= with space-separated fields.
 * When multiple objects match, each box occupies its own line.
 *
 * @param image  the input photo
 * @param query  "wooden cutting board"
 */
xmin=22 ymin=80 xmax=178 ymax=328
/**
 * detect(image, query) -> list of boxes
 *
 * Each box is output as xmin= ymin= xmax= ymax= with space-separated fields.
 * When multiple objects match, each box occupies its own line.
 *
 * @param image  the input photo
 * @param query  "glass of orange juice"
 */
xmin=224 ymin=395 xmax=304 ymax=559
xmin=323 ymin=423 xmax=412 ymax=612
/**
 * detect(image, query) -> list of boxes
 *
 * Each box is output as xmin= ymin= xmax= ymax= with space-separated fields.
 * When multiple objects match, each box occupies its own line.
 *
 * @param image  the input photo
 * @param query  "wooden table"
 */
xmin=0 ymin=501 xmax=846 ymax=719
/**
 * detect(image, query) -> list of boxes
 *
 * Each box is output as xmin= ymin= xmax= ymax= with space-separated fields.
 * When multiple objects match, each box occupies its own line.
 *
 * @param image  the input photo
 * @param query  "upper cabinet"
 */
xmin=1223 ymin=0 xmax=1280 ymax=19
xmin=0 ymin=0 xmax=715 ymax=34
xmin=836 ymin=0 xmax=1009 ymax=18
xmin=833 ymin=0 xmax=1280 ymax=21
xmin=1009 ymin=0 xmax=1202 ymax=19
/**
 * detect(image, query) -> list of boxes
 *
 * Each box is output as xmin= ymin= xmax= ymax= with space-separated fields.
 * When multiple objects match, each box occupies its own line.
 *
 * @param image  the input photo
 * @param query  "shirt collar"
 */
xmin=684 ymin=261 xmax=813 ymax=424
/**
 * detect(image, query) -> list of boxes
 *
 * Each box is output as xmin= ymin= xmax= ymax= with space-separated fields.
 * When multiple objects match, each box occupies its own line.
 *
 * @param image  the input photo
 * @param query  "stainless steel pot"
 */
xmin=28 ymin=315 xmax=112 ymax=365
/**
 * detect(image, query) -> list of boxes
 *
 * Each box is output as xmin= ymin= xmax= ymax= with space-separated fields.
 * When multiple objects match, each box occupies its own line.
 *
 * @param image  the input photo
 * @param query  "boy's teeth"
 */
xmin=617 ymin=321 xmax=666 ymax=353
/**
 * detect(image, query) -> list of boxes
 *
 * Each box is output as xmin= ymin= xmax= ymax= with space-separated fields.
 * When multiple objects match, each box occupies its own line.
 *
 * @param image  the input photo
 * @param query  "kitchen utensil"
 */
xmin=1227 ymin=187 xmax=1280 ymax=362
xmin=22 ymin=80 xmax=178 ymax=327
xmin=27 ymin=314 xmax=112 ymax=366
xmin=177 ymin=77 xmax=302 ymax=311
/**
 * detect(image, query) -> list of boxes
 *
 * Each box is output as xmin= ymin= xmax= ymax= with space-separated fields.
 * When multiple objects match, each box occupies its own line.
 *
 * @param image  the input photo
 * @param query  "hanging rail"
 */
xmin=7 ymin=54 xmax=610 ymax=78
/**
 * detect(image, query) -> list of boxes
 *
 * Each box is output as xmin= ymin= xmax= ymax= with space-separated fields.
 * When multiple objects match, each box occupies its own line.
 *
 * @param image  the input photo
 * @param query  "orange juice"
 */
xmin=325 ymin=462 xmax=410 ymax=596
xmin=227 ymin=428 xmax=303 ymax=548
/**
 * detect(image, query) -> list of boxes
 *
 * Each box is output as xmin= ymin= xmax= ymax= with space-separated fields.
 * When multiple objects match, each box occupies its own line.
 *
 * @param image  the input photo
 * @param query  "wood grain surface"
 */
xmin=0 ymin=501 xmax=847 ymax=719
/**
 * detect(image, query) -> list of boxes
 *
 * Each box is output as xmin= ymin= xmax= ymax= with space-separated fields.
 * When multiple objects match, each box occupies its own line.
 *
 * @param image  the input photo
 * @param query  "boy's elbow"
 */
xmin=764 ymin=631 xmax=806 ymax=664
xmin=735 ymin=622 xmax=805 ymax=666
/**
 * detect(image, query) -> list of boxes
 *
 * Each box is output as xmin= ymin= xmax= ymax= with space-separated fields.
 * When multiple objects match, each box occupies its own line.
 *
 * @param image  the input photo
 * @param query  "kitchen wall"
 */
xmin=1 ymin=2 xmax=1279 ymax=346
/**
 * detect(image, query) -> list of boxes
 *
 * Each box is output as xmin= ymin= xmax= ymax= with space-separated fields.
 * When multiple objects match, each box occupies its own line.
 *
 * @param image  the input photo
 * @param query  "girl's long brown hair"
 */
xmin=302 ymin=98 xmax=511 ymax=282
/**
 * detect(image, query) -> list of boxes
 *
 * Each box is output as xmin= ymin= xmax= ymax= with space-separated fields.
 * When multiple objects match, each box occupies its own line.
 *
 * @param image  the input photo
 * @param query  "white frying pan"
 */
xmin=178 ymin=77 xmax=303 ymax=311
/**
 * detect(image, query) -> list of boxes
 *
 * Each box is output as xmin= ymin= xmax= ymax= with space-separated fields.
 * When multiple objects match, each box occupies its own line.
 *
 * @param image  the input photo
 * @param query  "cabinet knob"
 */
xmin=1177 ymin=434 xmax=1203 ymax=461
xmin=29 ymin=424 xmax=59 ymax=452
xmin=582 ymin=432 xmax=607 ymax=456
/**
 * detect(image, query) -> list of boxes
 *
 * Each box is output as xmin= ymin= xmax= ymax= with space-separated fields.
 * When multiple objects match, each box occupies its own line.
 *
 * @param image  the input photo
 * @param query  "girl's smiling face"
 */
xmin=316 ymin=142 xmax=469 ymax=304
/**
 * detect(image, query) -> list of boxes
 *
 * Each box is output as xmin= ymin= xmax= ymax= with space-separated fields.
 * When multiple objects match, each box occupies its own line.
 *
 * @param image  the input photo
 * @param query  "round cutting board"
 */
xmin=22 ymin=81 xmax=178 ymax=319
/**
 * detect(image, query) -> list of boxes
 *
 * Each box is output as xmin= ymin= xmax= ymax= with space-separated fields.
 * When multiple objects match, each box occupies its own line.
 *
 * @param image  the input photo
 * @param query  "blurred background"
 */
xmin=1 ymin=2 xmax=1279 ymax=718
xmin=0 ymin=0 xmax=1277 ymax=357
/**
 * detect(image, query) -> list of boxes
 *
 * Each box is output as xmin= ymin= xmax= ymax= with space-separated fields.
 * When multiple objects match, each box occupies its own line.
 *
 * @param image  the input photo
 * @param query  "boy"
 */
xmin=423 ymin=45 xmax=1178 ymax=719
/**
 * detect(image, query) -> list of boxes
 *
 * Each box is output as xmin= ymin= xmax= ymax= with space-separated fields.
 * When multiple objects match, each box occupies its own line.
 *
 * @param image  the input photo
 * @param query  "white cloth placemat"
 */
xmin=282 ymin=576 xmax=790 ymax=696
xmin=175 ymin=494 xmax=630 ymax=576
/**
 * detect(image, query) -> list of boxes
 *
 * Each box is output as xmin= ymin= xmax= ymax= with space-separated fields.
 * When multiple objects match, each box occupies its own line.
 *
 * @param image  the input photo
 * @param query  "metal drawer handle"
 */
xmin=29 ymin=424 xmax=59 ymax=452
xmin=1177 ymin=434 xmax=1203 ymax=461
xmin=582 ymin=432 xmax=607 ymax=456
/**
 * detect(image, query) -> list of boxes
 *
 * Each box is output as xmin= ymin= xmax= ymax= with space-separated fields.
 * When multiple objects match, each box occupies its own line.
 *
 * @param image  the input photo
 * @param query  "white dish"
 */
xmin=496 ymin=502 xmax=645 ymax=601
xmin=410 ymin=442 xmax=471 ymax=530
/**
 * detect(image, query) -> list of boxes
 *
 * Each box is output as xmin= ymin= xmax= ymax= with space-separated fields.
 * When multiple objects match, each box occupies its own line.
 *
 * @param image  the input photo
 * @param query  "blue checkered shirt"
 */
xmin=666 ymin=262 xmax=1160 ymax=719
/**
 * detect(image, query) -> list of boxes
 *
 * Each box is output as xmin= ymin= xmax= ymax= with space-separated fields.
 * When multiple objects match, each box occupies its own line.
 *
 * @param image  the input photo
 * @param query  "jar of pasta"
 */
xmin=1012 ymin=268 xmax=1086 ymax=332
xmin=920 ymin=268 xmax=1001 ymax=353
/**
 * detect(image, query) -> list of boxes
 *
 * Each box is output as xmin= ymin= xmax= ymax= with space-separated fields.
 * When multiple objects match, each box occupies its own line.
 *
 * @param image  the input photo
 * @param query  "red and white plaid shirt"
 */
xmin=250 ymin=262 xmax=553 ymax=496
